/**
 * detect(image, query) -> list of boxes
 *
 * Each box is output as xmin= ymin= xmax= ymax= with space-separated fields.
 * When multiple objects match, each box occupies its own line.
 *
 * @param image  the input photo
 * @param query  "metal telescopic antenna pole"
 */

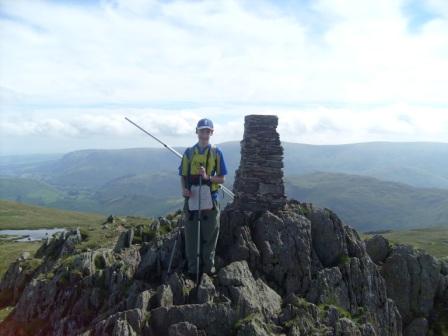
xmin=167 ymin=227 xmax=181 ymax=275
xmin=196 ymin=173 xmax=202 ymax=286
xmin=124 ymin=117 xmax=234 ymax=199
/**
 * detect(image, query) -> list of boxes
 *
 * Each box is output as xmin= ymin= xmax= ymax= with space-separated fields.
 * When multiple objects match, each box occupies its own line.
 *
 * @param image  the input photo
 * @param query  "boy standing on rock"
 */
xmin=178 ymin=118 xmax=228 ymax=279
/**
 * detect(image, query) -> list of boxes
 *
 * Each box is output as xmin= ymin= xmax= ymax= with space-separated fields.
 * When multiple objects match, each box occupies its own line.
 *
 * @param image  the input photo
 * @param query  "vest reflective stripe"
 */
xmin=186 ymin=145 xmax=220 ymax=192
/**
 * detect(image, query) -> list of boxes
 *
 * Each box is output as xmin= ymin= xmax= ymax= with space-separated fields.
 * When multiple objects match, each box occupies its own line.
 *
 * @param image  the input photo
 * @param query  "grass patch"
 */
xmin=233 ymin=312 xmax=265 ymax=333
xmin=429 ymin=301 xmax=448 ymax=336
xmin=337 ymin=254 xmax=350 ymax=266
xmin=22 ymin=317 xmax=48 ymax=335
xmin=281 ymin=297 xmax=334 ymax=333
xmin=0 ymin=200 xmax=180 ymax=282
xmin=0 ymin=240 xmax=41 ymax=277
xmin=21 ymin=257 xmax=43 ymax=271
xmin=0 ymin=306 xmax=14 ymax=322
xmin=318 ymin=303 xmax=352 ymax=320
xmin=289 ymin=296 xmax=314 ymax=309
xmin=61 ymin=255 xmax=77 ymax=270
xmin=0 ymin=199 xmax=104 ymax=230
xmin=94 ymin=254 xmax=107 ymax=270
xmin=364 ymin=226 xmax=448 ymax=258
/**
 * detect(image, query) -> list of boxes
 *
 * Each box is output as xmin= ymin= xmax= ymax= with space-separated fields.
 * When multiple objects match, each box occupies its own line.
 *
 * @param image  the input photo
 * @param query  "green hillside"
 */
xmin=3 ymin=170 xmax=448 ymax=231
xmin=95 ymin=172 xmax=181 ymax=200
xmin=282 ymin=141 xmax=448 ymax=189
xmin=0 ymin=177 xmax=64 ymax=205
xmin=33 ymin=147 xmax=183 ymax=189
xmin=2 ymin=141 xmax=448 ymax=231
xmin=0 ymin=199 xmax=104 ymax=230
xmin=0 ymin=174 xmax=186 ymax=218
xmin=0 ymin=171 xmax=232 ymax=218
xmin=0 ymin=176 xmax=100 ymax=213
xmin=286 ymin=172 xmax=448 ymax=231
xmin=3 ymin=141 xmax=448 ymax=190
xmin=0 ymin=200 xmax=106 ymax=277
xmin=0 ymin=153 xmax=63 ymax=177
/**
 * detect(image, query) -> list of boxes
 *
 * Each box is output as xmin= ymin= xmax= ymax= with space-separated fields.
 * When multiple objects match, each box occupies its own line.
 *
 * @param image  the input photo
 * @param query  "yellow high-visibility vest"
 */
xmin=180 ymin=144 xmax=221 ymax=192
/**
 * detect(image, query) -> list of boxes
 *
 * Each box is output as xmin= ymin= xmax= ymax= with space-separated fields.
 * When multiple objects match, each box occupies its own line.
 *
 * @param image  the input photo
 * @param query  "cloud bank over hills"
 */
xmin=1 ymin=0 xmax=448 ymax=154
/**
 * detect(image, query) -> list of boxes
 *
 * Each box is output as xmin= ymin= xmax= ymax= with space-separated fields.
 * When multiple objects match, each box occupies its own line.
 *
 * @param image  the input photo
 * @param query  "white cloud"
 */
xmin=1 ymin=104 xmax=447 ymax=145
xmin=1 ymin=0 xmax=446 ymax=104
xmin=0 ymin=0 xmax=448 ymax=154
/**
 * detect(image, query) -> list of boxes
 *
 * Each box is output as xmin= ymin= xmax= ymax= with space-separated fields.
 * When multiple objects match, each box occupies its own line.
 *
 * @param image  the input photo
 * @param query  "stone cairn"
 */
xmin=232 ymin=114 xmax=287 ymax=212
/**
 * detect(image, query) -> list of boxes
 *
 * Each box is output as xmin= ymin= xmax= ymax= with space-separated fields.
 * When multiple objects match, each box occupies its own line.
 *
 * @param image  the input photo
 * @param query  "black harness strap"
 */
xmin=204 ymin=145 xmax=212 ymax=186
xmin=187 ymin=145 xmax=214 ymax=186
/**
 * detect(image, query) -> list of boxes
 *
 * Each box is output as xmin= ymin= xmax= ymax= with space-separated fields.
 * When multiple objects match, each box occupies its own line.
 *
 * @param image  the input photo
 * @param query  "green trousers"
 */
xmin=182 ymin=197 xmax=220 ymax=274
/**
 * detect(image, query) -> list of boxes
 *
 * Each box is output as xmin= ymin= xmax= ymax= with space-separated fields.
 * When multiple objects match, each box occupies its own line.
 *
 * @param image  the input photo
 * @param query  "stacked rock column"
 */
xmin=232 ymin=114 xmax=287 ymax=212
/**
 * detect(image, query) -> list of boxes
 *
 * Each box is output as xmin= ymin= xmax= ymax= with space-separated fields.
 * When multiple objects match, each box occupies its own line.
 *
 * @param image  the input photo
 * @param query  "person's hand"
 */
xmin=182 ymin=188 xmax=192 ymax=197
xmin=199 ymin=166 xmax=209 ymax=180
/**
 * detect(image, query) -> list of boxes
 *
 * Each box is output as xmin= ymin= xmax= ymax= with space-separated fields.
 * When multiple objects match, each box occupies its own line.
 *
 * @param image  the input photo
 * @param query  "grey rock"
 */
xmin=235 ymin=314 xmax=272 ymax=336
xmin=310 ymin=207 xmax=349 ymax=267
xmin=151 ymin=302 xmax=237 ymax=336
xmin=403 ymin=317 xmax=428 ymax=336
xmin=92 ymin=308 xmax=148 ymax=335
xmin=381 ymin=244 xmax=441 ymax=325
xmin=217 ymin=199 xmax=402 ymax=336
xmin=150 ymin=219 xmax=160 ymax=233
xmin=112 ymin=319 xmax=138 ymax=336
xmin=366 ymin=235 xmax=391 ymax=264
xmin=278 ymin=297 xmax=331 ymax=335
xmin=359 ymin=323 xmax=378 ymax=336
xmin=218 ymin=260 xmax=282 ymax=320
xmin=0 ymin=256 xmax=41 ymax=307
xmin=168 ymin=272 xmax=194 ymax=305
xmin=197 ymin=273 xmax=216 ymax=304
xmin=437 ymin=274 xmax=448 ymax=299
xmin=168 ymin=321 xmax=203 ymax=336
xmin=218 ymin=259 xmax=254 ymax=286
xmin=440 ymin=258 xmax=448 ymax=275
xmin=135 ymin=229 xmax=184 ymax=281
xmin=307 ymin=267 xmax=350 ymax=310
xmin=303 ymin=210 xmax=401 ymax=335
xmin=216 ymin=210 xmax=261 ymax=266
xmin=105 ymin=215 xmax=115 ymax=223
xmin=336 ymin=317 xmax=362 ymax=335
xmin=18 ymin=251 xmax=31 ymax=261
xmin=252 ymin=209 xmax=312 ymax=296
xmin=114 ymin=228 xmax=134 ymax=252
xmin=135 ymin=290 xmax=154 ymax=311
xmin=34 ymin=228 xmax=82 ymax=259
xmin=155 ymin=284 xmax=173 ymax=308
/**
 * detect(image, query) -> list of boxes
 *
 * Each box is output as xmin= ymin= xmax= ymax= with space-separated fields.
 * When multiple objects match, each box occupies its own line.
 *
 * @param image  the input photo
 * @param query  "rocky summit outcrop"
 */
xmin=0 ymin=114 xmax=446 ymax=335
xmin=1 ymin=199 xmax=406 ymax=336
xmin=365 ymin=235 xmax=448 ymax=336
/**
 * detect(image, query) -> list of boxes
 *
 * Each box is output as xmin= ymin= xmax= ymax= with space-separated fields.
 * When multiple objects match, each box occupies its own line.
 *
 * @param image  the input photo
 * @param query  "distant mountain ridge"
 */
xmin=286 ymin=172 xmax=448 ymax=231
xmin=1 ymin=141 xmax=448 ymax=231
xmin=2 ymin=141 xmax=448 ymax=189
xmin=2 ymin=171 xmax=448 ymax=232
xmin=282 ymin=141 xmax=448 ymax=189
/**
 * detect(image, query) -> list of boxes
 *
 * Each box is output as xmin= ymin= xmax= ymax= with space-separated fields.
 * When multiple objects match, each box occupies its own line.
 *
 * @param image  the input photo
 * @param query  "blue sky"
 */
xmin=1 ymin=0 xmax=448 ymax=155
